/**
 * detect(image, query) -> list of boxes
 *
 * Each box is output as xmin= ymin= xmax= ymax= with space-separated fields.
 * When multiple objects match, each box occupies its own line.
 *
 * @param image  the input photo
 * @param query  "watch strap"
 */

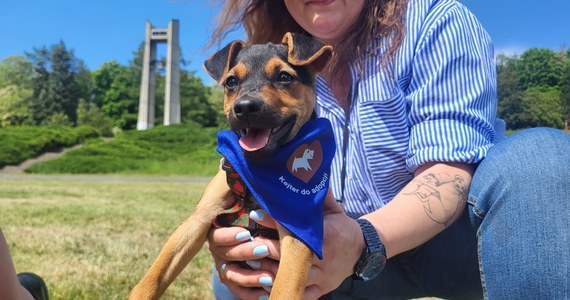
xmin=353 ymin=218 xmax=386 ymax=281
xmin=357 ymin=218 xmax=382 ymax=253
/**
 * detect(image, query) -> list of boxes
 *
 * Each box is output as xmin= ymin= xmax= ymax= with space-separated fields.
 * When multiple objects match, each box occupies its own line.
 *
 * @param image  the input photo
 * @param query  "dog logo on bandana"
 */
xmin=292 ymin=148 xmax=314 ymax=172
xmin=287 ymin=141 xmax=323 ymax=183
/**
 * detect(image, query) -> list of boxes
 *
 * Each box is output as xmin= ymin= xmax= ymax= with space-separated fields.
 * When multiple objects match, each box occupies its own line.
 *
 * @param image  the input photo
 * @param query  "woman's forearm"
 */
xmin=0 ymin=230 xmax=34 ymax=300
xmin=363 ymin=162 xmax=474 ymax=258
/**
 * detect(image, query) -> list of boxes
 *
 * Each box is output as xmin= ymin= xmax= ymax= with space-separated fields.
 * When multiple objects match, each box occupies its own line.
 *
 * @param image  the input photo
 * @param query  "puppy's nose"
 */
xmin=233 ymin=98 xmax=262 ymax=118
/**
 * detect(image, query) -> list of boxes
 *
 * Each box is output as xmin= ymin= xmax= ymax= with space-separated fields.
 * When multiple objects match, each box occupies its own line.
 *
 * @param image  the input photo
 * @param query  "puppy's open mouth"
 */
xmin=237 ymin=120 xmax=295 ymax=152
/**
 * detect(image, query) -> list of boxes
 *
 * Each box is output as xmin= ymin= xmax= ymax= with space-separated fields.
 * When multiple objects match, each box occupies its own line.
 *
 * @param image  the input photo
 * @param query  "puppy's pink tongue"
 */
xmin=239 ymin=128 xmax=271 ymax=151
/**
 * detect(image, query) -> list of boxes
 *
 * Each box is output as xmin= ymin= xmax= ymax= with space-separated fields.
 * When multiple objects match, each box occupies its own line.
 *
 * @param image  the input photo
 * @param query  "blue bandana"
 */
xmin=216 ymin=118 xmax=335 ymax=259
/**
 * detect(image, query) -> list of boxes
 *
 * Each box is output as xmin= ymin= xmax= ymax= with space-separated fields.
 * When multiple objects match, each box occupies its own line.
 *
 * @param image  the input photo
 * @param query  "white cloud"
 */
xmin=494 ymin=45 xmax=527 ymax=57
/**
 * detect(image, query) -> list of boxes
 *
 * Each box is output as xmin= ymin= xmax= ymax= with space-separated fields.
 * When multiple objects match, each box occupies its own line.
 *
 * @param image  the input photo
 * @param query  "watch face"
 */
xmin=360 ymin=252 xmax=387 ymax=281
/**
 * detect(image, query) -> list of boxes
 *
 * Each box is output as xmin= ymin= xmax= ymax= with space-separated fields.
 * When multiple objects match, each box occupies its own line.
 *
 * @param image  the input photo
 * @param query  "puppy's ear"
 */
xmin=282 ymin=32 xmax=333 ymax=74
xmin=203 ymin=40 xmax=246 ymax=83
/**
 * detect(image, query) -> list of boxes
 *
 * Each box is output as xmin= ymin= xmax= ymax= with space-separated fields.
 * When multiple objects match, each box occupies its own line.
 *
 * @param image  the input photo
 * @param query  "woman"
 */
xmin=207 ymin=0 xmax=570 ymax=299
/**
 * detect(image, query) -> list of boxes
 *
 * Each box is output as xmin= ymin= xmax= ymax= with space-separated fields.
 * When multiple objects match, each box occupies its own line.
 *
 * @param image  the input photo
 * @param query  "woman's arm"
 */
xmin=302 ymin=161 xmax=473 ymax=298
xmin=0 ymin=229 xmax=34 ymax=300
xmin=208 ymin=161 xmax=473 ymax=299
xmin=366 ymin=161 xmax=473 ymax=258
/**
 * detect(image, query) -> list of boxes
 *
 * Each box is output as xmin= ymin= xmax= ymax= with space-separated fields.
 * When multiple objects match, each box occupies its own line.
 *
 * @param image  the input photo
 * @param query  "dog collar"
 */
xmin=216 ymin=117 xmax=336 ymax=259
xmin=213 ymin=159 xmax=277 ymax=239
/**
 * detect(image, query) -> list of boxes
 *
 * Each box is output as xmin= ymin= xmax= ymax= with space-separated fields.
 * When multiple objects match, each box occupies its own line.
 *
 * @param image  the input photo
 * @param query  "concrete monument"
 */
xmin=137 ymin=20 xmax=181 ymax=130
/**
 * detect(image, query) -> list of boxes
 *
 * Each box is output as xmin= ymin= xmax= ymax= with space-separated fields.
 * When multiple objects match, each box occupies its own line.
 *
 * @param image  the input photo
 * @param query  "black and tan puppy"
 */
xmin=129 ymin=32 xmax=333 ymax=300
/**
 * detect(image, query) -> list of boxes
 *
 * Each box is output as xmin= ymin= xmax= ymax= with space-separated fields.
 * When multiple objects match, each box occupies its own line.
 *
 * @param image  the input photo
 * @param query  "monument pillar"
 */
xmin=164 ymin=20 xmax=180 ymax=126
xmin=137 ymin=20 xmax=181 ymax=130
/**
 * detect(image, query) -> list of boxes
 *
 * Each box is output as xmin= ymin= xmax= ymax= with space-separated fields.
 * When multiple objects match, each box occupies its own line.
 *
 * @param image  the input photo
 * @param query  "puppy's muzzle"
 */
xmin=233 ymin=98 xmax=263 ymax=120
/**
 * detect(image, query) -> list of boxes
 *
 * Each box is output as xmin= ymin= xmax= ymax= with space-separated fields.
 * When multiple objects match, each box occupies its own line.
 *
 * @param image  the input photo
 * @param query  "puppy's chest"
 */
xmin=213 ymin=158 xmax=278 ymax=239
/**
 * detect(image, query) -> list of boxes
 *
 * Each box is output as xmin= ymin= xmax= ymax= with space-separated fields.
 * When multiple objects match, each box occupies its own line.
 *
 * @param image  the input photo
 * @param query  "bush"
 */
xmin=0 ymin=126 xmax=100 ymax=168
xmin=76 ymin=99 xmax=115 ymax=137
xmin=25 ymin=123 xmax=221 ymax=176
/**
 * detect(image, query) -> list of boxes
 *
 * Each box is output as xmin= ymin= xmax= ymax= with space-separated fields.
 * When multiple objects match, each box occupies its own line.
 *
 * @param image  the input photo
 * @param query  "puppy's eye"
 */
xmin=224 ymin=75 xmax=239 ymax=89
xmin=277 ymin=71 xmax=293 ymax=83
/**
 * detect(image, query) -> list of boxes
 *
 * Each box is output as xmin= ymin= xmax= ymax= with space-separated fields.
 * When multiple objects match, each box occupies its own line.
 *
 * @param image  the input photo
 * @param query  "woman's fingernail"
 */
xmin=249 ymin=210 xmax=265 ymax=222
xmin=252 ymin=245 xmax=269 ymax=257
xmin=235 ymin=231 xmax=252 ymax=242
xmin=262 ymin=286 xmax=272 ymax=293
xmin=259 ymin=295 xmax=269 ymax=300
xmin=245 ymin=260 xmax=261 ymax=270
xmin=259 ymin=276 xmax=273 ymax=286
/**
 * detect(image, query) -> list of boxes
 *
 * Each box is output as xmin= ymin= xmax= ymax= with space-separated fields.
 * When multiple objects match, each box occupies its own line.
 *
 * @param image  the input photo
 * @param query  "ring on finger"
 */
xmin=220 ymin=262 xmax=229 ymax=278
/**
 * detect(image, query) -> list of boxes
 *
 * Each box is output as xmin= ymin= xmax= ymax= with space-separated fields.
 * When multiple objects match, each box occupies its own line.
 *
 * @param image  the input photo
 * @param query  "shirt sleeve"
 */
xmin=405 ymin=2 xmax=498 ymax=172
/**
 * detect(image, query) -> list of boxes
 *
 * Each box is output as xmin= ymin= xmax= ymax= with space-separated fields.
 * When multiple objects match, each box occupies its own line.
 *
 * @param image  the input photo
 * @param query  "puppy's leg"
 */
xmin=129 ymin=170 xmax=230 ymax=300
xmin=270 ymin=224 xmax=314 ymax=300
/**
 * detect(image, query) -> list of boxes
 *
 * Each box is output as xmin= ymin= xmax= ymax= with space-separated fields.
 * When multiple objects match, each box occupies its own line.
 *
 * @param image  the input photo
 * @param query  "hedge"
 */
xmin=0 ymin=126 xmax=99 ymax=168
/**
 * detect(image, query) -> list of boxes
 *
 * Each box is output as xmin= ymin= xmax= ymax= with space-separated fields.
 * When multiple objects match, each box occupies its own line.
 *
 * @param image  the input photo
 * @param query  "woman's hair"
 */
xmin=209 ymin=0 xmax=408 ymax=76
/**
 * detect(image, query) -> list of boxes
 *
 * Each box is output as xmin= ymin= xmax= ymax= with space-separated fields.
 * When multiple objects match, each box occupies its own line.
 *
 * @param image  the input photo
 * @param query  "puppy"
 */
xmin=129 ymin=32 xmax=333 ymax=300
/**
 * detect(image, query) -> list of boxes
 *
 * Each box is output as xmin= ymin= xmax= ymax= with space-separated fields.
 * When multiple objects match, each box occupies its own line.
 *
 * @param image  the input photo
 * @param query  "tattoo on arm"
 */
xmin=403 ymin=172 xmax=468 ymax=226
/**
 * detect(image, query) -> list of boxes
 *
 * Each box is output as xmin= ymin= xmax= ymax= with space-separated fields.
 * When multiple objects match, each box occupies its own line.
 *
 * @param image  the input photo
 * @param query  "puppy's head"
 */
xmin=204 ymin=32 xmax=333 ymax=160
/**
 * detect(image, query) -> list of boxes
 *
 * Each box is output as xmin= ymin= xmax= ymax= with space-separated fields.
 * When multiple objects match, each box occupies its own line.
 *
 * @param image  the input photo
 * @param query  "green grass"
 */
xmin=25 ymin=124 xmax=222 ymax=176
xmin=0 ymin=178 xmax=215 ymax=300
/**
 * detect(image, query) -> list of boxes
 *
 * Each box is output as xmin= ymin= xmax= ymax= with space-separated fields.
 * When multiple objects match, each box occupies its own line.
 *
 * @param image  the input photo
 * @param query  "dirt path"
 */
xmin=0 ymin=144 xmax=83 ymax=174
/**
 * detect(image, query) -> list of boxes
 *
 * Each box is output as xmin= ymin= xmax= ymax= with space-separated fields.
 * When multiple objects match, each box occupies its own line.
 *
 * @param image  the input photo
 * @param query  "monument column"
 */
xmin=137 ymin=22 xmax=155 ymax=130
xmin=164 ymin=20 xmax=181 ymax=126
xmin=137 ymin=20 xmax=181 ymax=130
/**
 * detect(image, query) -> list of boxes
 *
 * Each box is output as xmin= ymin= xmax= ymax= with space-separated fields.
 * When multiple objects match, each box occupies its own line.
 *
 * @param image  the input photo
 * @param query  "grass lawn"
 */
xmin=0 ymin=177 xmax=215 ymax=300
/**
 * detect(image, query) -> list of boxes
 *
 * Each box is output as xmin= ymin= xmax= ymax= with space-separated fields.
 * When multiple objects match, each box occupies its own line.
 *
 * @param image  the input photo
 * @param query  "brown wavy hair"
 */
xmin=208 ymin=0 xmax=408 ymax=76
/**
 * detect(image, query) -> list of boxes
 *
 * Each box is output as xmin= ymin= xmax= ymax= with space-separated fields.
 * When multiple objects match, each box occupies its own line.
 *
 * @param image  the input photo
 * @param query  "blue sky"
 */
xmin=1 ymin=0 xmax=569 ymax=85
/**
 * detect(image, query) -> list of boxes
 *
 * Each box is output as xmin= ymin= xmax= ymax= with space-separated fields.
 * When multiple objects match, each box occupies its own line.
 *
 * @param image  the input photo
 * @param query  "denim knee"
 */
xmin=468 ymin=127 xmax=570 ymax=299
xmin=469 ymin=127 xmax=570 ymax=225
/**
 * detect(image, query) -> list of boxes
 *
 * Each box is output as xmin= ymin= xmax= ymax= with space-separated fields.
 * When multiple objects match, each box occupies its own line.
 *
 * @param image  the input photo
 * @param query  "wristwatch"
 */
xmin=353 ymin=218 xmax=387 ymax=281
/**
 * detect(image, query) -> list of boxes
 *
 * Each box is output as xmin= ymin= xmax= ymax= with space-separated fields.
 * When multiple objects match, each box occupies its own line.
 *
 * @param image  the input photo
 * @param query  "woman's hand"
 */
xmin=303 ymin=191 xmax=363 ymax=299
xmin=208 ymin=210 xmax=281 ymax=299
xmin=208 ymin=190 xmax=364 ymax=300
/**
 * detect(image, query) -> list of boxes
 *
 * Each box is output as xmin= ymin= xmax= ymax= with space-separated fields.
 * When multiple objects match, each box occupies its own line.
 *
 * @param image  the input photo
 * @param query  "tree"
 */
xmin=49 ymin=41 xmax=82 ymax=124
xmin=0 ymin=85 xmax=33 ymax=126
xmin=207 ymin=84 xmax=226 ymax=127
xmin=519 ymin=87 xmax=564 ymax=128
xmin=92 ymin=59 xmax=140 ymax=130
xmin=498 ymin=92 xmax=524 ymax=129
xmin=180 ymin=70 xmax=218 ymax=127
xmin=26 ymin=41 xmax=87 ymax=125
xmin=517 ymin=48 xmax=564 ymax=90
xmin=0 ymin=55 xmax=33 ymax=89
xmin=497 ymin=54 xmax=521 ymax=102
xmin=560 ymin=51 xmax=570 ymax=126
xmin=498 ymin=48 xmax=569 ymax=129
xmin=75 ymin=60 xmax=96 ymax=104
xmin=26 ymin=46 xmax=51 ymax=124
xmin=497 ymin=54 xmax=525 ymax=128
xmin=93 ymin=61 xmax=121 ymax=107
xmin=0 ymin=55 xmax=34 ymax=126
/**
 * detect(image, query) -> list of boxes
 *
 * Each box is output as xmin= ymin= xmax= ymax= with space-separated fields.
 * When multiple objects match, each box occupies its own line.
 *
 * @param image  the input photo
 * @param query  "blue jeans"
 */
xmin=213 ymin=128 xmax=570 ymax=299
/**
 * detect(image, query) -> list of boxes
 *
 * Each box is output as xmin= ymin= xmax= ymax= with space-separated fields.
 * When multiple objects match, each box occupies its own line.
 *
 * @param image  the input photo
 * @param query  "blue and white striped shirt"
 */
xmin=316 ymin=0 xmax=504 ymax=218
